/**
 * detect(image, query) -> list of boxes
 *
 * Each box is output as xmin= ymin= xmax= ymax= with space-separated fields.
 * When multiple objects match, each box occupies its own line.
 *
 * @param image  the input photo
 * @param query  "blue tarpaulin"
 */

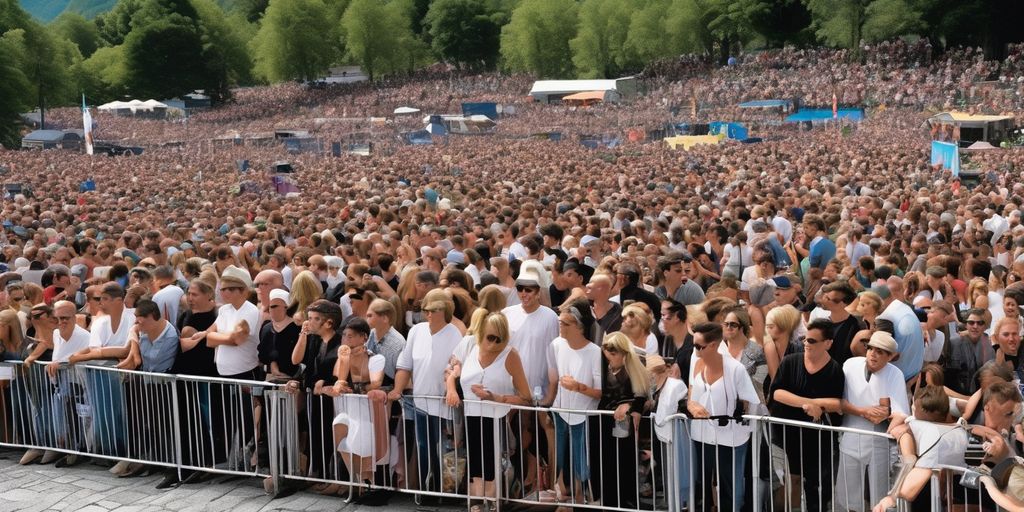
xmin=79 ymin=179 xmax=96 ymax=192
xmin=709 ymin=122 xmax=749 ymax=140
xmin=461 ymin=102 xmax=498 ymax=120
xmin=785 ymin=108 xmax=865 ymax=123
xmin=931 ymin=141 xmax=961 ymax=176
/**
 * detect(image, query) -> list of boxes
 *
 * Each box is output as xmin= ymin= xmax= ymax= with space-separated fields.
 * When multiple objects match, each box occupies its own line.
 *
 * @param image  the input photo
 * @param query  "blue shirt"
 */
xmin=878 ymin=300 xmax=924 ymax=381
xmin=808 ymin=236 xmax=836 ymax=269
xmin=139 ymin=321 xmax=179 ymax=374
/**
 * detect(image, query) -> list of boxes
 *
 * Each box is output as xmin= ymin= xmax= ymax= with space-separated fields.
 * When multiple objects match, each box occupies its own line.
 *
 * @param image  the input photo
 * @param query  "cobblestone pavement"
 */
xmin=0 ymin=449 xmax=462 ymax=512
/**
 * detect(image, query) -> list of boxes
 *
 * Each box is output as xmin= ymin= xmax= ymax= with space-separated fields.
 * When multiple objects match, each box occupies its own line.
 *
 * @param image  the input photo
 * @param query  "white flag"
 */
xmin=82 ymin=95 xmax=94 ymax=155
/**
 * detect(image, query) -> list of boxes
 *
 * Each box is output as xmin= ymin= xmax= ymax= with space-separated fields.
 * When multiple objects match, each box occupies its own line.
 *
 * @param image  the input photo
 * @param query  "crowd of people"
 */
xmin=1 ymin=41 xmax=1024 ymax=511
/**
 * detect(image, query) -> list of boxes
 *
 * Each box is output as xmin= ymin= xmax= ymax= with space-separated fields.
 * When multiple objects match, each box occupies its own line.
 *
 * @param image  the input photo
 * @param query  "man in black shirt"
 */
xmin=616 ymin=262 xmax=661 ymax=322
xmin=769 ymin=318 xmax=845 ymax=512
xmin=820 ymin=281 xmax=865 ymax=365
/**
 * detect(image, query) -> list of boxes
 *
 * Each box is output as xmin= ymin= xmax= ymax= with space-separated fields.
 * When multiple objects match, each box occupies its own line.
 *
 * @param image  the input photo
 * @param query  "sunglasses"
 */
xmin=9 ymin=296 xmax=25 ymax=302
xmin=31 ymin=312 xmax=47 ymax=320
xmin=515 ymin=286 xmax=539 ymax=293
xmin=269 ymin=304 xmax=283 ymax=310
xmin=601 ymin=346 xmax=620 ymax=355
xmin=221 ymin=286 xmax=244 ymax=293
xmin=485 ymin=334 xmax=502 ymax=344
xmin=722 ymin=321 xmax=741 ymax=329
xmin=966 ymin=320 xmax=985 ymax=326
xmin=694 ymin=342 xmax=713 ymax=351
xmin=802 ymin=336 xmax=823 ymax=345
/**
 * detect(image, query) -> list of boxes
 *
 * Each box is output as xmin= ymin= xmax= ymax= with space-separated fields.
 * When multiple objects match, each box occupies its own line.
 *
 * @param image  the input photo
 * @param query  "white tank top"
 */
xmin=460 ymin=344 xmax=515 ymax=418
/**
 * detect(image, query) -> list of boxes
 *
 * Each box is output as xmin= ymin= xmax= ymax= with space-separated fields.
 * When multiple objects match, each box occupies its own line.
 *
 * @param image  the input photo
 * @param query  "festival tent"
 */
xmin=97 ymin=99 xmax=168 ymax=114
xmin=927 ymin=111 xmax=1015 ymax=145
xmin=461 ymin=102 xmax=498 ymax=120
xmin=563 ymin=91 xmax=609 ymax=106
xmin=965 ymin=141 xmax=999 ymax=151
xmin=529 ymin=77 xmax=635 ymax=103
xmin=664 ymin=134 xmax=723 ymax=150
xmin=785 ymin=108 xmax=864 ymax=123
xmin=709 ymin=122 xmax=748 ymax=141
xmin=394 ymin=106 xmax=420 ymax=115
xmin=403 ymin=130 xmax=434 ymax=145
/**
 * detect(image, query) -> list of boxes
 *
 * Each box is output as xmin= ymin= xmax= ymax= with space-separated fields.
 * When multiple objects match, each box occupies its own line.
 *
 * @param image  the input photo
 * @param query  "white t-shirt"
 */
xmin=213 ymin=301 xmax=261 ymax=376
xmin=688 ymin=356 xmax=760 ymax=447
xmin=52 ymin=325 xmax=91 ymax=363
xmin=502 ymin=304 xmax=559 ymax=392
xmin=923 ymin=329 xmax=945 ymax=363
xmin=548 ymin=337 xmax=601 ymax=425
xmin=396 ymin=322 xmax=462 ymax=418
xmin=906 ymin=416 xmax=968 ymax=469
xmin=153 ymin=285 xmax=185 ymax=325
xmin=89 ymin=309 xmax=136 ymax=348
xmin=641 ymin=332 xmax=659 ymax=355
xmin=654 ymin=377 xmax=688 ymax=443
xmin=840 ymin=358 xmax=910 ymax=455
xmin=773 ymin=216 xmax=793 ymax=244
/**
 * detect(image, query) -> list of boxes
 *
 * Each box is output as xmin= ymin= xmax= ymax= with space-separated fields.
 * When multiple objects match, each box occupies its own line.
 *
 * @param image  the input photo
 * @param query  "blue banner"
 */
xmin=931 ymin=140 xmax=960 ymax=176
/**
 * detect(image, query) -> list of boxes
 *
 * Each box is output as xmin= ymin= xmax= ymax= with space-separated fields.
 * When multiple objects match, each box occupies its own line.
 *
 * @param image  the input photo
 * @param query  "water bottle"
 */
xmin=533 ymin=386 xmax=544 ymax=406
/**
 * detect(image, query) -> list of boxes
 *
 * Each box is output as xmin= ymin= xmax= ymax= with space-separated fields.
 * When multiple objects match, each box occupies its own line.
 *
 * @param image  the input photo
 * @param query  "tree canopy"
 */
xmin=250 ymin=0 xmax=336 ymax=82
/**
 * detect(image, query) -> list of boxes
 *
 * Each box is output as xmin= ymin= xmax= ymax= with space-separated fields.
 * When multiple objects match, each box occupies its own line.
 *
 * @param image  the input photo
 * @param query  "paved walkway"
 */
xmin=0 ymin=449 xmax=455 ymax=512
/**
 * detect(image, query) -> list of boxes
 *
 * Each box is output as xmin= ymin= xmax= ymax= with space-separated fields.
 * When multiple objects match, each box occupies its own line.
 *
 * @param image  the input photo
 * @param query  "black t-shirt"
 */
xmin=829 ymin=314 xmax=865 ymax=366
xmin=258 ymin=320 xmax=302 ymax=378
xmin=549 ymin=284 xmax=569 ymax=310
xmin=172 ymin=309 xmax=218 ymax=377
xmin=593 ymin=302 xmax=623 ymax=341
xmin=302 ymin=332 xmax=342 ymax=389
xmin=665 ymin=333 xmax=695 ymax=385
xmin=768 ymin=353 xmax=844 ymax=426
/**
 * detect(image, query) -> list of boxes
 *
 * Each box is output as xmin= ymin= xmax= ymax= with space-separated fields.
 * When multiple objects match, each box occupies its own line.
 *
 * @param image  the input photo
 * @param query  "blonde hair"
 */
xmin=368 ymin=298 xmax=396 ymax=326
xmin=622 ymin=303 xmax=653 ymax=332
xmin=0 ymin=309 xmax=23 ymax=354
xmin=764 ymin=304 xmax=801 ymax=342
xmin=468 ymin=285 xmax=507 ymax=337
xmin=601 ymin=332 xmax=651 ymax=396
xmin=480 ymin=312 xmax=510 ymax=345
xmin=857 ymin=291 xmax=884 ymax=315
xmin=967 ymin=277 xmax=989 ymax=308
xmin=422 ymin=288 xmax=455 ymax=323
xmin=290 ymin=270 xmax=323 ymax=321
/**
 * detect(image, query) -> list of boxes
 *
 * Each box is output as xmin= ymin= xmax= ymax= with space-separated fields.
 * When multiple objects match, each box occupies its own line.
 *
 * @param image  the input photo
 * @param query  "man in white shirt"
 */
xmin=835 ymin=332 xmax=909 ymax=512
xmin=152 ymin=266 xmax=184 ymax=328
xmin=503 ymin=276 xmax=559 ymax=492
xmin=48 ymin=300 xmax=92 ymax=466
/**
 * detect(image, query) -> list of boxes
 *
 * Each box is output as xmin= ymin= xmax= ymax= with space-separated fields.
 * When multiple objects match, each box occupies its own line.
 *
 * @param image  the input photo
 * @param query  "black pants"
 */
xmin=774 ymin=425 xmax=838 ymax=512
xmin=597 ymin=415 xmax=638 ymax=509
xmin=216 ymin=368 xmax=263 ymax=470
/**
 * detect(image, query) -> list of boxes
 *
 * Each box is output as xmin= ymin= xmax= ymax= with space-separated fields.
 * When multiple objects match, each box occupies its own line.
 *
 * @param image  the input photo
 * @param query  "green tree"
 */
xmin=0 ymin=31 xmax=30 ymax=148
xmin=251 ymin=0 xmax=336 ymax=82
xmin=623 ymin=0 xmax=675 ymax=65
xmin=500 ymin=0 xmax=578 ymax=78
xmin=0 ymin=0 xmax=30 ymax=33
xmin=424 ymin=0 xmax=502 ymax=70
xmin=664 ymin=0 xmax=711 ymax=56
xmin=805 ymin=0 xmax=923 ymax=53
xmin=79 ymin=44 xmax=128 ymax=102
xmin=569 ymin=0 xmax=633 ymax=78
xmin=341 ymin=0 xmax=423 ymax=80
xmin=122 ymin=16 xmax=206 ymax=98
xmin=94 ymin=0 xmax=144 ymax=45
xmin=191 ymin=0 xmax=254 ymax=99
xmin=51 ymin=11 xmax=103 ymax=58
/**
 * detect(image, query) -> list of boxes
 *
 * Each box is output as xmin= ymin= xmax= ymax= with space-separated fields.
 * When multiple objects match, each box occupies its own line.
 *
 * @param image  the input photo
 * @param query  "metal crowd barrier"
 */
xmin=0 ymin=360 xmax=283 ymax=482
xmin=1 ymin=361 xmax=975 ymax=512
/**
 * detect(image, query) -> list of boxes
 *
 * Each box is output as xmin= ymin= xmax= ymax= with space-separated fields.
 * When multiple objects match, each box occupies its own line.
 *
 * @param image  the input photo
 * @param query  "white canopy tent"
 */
xmin=393 ymin=106 xmax=420 ymax=115
xmin=97 ymin=99 xmax=169 ymax=113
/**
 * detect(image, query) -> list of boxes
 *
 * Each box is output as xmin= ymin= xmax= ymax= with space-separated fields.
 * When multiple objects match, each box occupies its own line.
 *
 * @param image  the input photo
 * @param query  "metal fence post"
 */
xmin=171 ymin=375 xmax=183 ymax=480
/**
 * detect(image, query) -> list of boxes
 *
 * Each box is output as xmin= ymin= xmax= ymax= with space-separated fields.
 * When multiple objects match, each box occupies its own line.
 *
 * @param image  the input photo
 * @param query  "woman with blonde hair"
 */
xmin=851 ymin=291 xmax=884 ymax=357
xmin=620 ymin=303 xmax=657 ymax=354
xmin=762 ymin=304 xmax=803 ymax=380
xmin=595 ymin=331 xmax=650 ymax=508
xmin=444 ymin=313 xmax=531 ymax=511
xmin=392 ymin=265 xmax=421 ymax=334
xmin=289 ymin=270 xmax=323 ymax=323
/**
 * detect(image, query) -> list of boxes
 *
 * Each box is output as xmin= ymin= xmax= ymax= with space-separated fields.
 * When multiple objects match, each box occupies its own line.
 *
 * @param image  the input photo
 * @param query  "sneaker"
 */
xmin=19 ymin=449 xmax=43 ymax=465
xmin=120 ymin=463 xmax=146 ymax=478
xmin=39 ymin=451 xmax=63 ymax=465
xmin=110 ymin=460 xmax=132 ymax=476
